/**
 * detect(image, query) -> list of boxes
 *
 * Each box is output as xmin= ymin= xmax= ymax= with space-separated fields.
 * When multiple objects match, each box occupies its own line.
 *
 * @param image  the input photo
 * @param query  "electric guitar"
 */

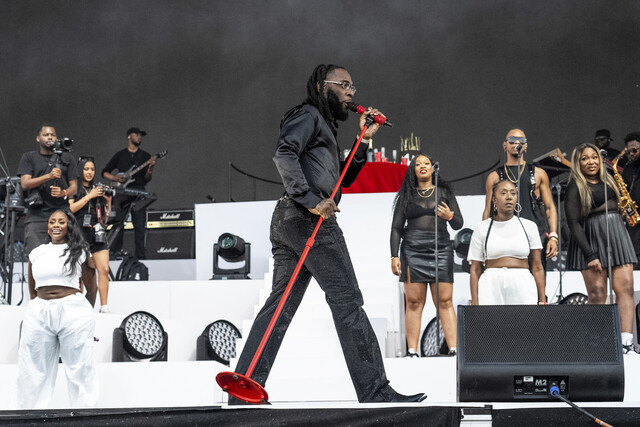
xmin=111 ymin=150 xmax=168 ymax=189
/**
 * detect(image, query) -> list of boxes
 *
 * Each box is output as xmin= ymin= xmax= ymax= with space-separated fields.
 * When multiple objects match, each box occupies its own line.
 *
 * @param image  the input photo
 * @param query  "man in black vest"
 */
xmin=18 ymin=124 xmax=78 ymax=255
xmin=102 ymin=127 xmax=156 ymax=259
xmin=482 ymin=129 xmax=559 ymax=266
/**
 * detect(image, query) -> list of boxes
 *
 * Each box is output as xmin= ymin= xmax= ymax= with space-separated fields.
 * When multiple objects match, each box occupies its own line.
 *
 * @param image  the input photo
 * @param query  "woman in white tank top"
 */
xmin=467 ymin=180 xmax=546 ymax=305
xmin=17 ymin=209 xmax=99 ymax=408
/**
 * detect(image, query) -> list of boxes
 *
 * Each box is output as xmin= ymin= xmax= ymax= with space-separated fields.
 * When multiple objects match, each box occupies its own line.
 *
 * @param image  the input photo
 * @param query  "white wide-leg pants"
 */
xmin=17 ymin=292 xmax=98 ymax=409
xmin=478 ymin=267 xmax=538 ymax=305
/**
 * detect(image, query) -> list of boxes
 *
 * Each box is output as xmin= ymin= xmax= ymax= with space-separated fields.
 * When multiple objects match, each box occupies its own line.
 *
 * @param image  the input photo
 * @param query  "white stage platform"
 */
xmin=1 ymin=193 xmax=640 ymax=422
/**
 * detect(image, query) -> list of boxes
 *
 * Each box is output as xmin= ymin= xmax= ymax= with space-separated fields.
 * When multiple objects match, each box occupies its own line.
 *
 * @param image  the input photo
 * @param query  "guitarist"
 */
xmin=102 ymin=127 xmax=156 ymax=259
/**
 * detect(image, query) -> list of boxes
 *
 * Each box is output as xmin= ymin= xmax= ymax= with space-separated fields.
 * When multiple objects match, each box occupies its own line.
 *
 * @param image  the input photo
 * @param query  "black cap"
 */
xmin=595 ymin=129 xmax=611 ymax=138
xmin=127 ymin=127 xmax=147 ymax=137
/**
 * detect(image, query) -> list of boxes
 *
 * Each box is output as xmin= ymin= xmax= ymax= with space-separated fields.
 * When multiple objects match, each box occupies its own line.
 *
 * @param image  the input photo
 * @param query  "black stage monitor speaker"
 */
xmin=457 ymin=304 xmax=624 ymax=402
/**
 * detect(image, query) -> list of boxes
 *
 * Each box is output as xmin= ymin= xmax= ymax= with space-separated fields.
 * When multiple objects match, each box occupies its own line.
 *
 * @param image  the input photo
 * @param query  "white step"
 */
xmin=222 ymin=357 xmax=455 ymax=403
xmin=236 ymin=316 xmax=387 ymax=360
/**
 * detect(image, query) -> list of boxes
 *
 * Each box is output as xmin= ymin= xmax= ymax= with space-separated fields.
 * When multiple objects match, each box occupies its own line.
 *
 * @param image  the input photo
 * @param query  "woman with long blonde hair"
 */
xmin=565 ymin=143 xmax=636 ymax=354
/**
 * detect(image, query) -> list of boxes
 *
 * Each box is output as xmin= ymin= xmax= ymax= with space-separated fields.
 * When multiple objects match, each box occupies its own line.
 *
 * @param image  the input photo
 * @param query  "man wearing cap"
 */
xmin=102 ymin=127 xmax=156 ymax=259
xmin=482 ymin=128 xmax=559 ymax=272
xmin=594 ymin=129 xmax=620 ymax=160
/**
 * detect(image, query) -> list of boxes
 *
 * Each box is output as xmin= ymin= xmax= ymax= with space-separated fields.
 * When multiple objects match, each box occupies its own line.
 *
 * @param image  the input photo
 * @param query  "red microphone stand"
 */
xmin=216 ymin=117 xmax=375 ymax=404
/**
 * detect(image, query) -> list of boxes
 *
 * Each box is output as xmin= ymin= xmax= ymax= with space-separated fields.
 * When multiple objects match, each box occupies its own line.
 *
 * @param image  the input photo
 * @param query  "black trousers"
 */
xmin=233 ymin=198 xmax=389 ymax=402
xmin=109 ymin=196 xmax=147 ymax=259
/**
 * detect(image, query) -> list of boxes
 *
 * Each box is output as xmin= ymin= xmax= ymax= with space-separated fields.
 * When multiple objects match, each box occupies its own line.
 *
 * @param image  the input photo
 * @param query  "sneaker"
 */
xmin=623 ymin=341 xmax=638 ymax=355
xmin=448 ymin=348 xmax=457 ymax=356
xmin=99 ymin=306 xmax=111 ymax=314
xmin=405 ymin=351 xmax=419 ymax=358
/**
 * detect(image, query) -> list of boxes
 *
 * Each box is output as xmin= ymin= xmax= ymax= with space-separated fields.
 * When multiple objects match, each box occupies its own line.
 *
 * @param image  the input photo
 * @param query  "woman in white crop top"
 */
xmin=17 ymin=209 xmax=98 ymax=409
xmin=467 ymin=180 xmax=546 ymax=305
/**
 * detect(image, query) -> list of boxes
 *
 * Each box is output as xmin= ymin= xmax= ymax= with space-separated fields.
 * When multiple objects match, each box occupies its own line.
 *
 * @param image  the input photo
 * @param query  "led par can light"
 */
xmin=113 ymin=311 xmax=168 ymax=362
xmin=196 ymin=320 xmax=242 ymax=365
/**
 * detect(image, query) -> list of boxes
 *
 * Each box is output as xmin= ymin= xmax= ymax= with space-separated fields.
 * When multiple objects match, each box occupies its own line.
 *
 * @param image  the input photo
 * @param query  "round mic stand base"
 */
xmin=217 ymin=371 xmax=269 ymax=404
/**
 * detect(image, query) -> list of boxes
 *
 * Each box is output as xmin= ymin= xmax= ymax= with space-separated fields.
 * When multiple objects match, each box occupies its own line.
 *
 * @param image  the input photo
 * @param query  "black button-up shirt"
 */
xmin=274 ymin=103 xmax=368 ymax=209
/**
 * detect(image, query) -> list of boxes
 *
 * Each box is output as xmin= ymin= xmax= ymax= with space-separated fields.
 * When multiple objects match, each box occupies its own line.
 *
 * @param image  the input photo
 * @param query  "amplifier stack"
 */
xmin=144 ymin=209 xmax=195 ymax=259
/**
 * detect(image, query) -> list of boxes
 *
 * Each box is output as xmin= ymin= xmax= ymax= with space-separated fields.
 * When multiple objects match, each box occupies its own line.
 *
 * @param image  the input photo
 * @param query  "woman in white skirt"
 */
xmin=468 ymin=180 xmax=546 ymax=305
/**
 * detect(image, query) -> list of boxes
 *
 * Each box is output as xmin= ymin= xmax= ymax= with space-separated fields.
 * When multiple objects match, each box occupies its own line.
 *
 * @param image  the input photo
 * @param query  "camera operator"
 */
xmin=69 ymin=157 xmax=112 ymax=313
xmin=17 ymin=124 xmax=78 ymax=255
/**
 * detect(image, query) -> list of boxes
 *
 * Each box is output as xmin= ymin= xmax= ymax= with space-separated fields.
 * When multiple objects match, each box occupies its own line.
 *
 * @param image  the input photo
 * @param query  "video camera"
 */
xmin=50 ymin=138 xmax=73 ymax=154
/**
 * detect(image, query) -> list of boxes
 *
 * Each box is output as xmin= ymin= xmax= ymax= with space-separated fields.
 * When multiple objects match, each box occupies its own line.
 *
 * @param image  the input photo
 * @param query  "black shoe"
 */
xmin=405 ymin=351 xmax=419 ymax=358
xmin=364 ymin=385 xmax=427 ymax=403
xmin=448 ymin=348 xmax=457 ymax=356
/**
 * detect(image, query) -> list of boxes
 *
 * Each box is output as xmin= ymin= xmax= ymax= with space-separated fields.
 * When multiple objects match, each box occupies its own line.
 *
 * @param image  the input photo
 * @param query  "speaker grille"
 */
xmin=461 ymin=305 xmax=619 ymax=364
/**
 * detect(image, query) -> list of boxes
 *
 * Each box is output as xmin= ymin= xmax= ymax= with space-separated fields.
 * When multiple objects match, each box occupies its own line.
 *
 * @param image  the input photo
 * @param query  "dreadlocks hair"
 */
xmin=304 ymin=63 xmax=346 ymax=135
xmin=392 ymin=153 xmax=453 ymax=213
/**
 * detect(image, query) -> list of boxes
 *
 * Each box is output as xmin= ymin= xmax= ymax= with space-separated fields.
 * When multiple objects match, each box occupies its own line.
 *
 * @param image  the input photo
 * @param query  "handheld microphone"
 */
xmin=346 ymin=102 xmax=393 ymax=127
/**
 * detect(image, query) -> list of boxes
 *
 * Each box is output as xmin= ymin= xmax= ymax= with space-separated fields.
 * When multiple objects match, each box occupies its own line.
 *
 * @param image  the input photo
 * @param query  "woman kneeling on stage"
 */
xmin=390 ymin=154 xmax=463 ymax=357
xmin=17 ymin=209 xmax=98 ymax=408
xmin=565 ymin=143 xmax=637 ymax=354
xmin=468 ymin=180 xmax=546 ymax=305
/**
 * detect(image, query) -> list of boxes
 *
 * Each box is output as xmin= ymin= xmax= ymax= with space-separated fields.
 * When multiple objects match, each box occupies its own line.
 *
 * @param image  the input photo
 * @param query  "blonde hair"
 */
xmin=569 ymin=142 xmax=620 ymax=216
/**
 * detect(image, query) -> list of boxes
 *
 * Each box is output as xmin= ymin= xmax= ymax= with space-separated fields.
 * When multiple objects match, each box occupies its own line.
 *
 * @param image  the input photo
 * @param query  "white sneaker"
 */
xmin=622 ymin=341 xmax=638 ymax=355
xmin=99 ymin=306 xmax=111 ymax=314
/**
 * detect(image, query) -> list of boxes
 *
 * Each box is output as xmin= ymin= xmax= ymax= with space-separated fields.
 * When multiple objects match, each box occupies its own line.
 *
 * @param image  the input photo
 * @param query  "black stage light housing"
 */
xmin=212 ymin=233 xmax=251 ymax=280
xmin=453 ymin=228 xmax=473 ymax=273
xmin=113 ymin=311 xmax=168 ymax=362
xmin=196 ymin=320 xmax=242 ymax=366
xmin=559 ymin=292 xmax=588 ymax=305
xmin=420 ymin=316 xmax=449 ymax=357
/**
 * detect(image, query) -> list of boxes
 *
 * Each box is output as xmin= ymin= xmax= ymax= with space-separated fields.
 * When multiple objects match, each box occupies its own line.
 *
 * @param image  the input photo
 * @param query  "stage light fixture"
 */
xmin=453 ymin=228 xmax=473 ymax=273
xmin=420 ymin=316 xmax=449 ymax=356
xmin=212 ymin=233 xmax=251 ymax=280
xmin=112 ymin=311 xmax=168 ymax=362
xmin=559 ymin=292 xmax=588 ymax=305
xmin=196 ymin=320 xmax=242 ymax=366
xmin=453 ymin=228 xmax=473 ymax=259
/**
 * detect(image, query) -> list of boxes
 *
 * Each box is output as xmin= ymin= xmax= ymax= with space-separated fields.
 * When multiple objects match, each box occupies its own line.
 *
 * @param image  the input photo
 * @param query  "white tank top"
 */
xmin=29 ymin=243 xmax=86 ymax=290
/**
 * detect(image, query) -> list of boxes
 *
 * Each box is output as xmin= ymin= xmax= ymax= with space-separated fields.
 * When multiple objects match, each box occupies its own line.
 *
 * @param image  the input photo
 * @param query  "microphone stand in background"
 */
xmin=432 ymin=162 xmax=443 ymax=354
xmin=515 ymin=144 xmax=524 ymax=217
xmin=600 ymin=150 xmax=614 ymax=303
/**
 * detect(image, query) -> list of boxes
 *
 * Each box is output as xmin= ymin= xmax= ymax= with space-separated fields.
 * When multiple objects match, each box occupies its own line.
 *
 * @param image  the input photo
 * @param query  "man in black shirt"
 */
xmin=622 ymin=131 xmax=640 ymax=265
xmin=102 ymin=127 xmax=156 ymax=259
xmin=482 ymin=129 xmax=559 ymax=265
xmin=18 ymin=124 xmax=78 ymax=254
xmin=594 ymin=128 xmax=621 ymax=165
xmin=231 ymin=64 xmax=426 ymax=404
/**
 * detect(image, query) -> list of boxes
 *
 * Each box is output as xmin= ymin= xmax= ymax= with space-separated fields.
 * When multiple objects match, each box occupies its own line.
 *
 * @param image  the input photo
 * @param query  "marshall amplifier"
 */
xmin=145 ymin=209 xmax=195 ymax=259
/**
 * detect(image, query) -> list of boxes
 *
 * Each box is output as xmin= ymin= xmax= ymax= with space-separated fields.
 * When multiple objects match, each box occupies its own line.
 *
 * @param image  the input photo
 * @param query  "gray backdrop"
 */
xmin=2 ymin=0 xmax=639 ymax=209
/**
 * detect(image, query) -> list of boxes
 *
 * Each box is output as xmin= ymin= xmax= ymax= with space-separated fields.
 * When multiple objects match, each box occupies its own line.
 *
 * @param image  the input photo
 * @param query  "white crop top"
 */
xmin=29 ymin=243 xmax=86 ymax=290
xmin=467 ymin=216 xmax=542 ymax=262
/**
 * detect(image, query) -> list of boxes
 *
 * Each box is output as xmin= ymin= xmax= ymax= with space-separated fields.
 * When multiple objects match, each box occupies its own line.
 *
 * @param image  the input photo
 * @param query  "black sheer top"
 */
xmin=390 ymin=186 xmax=464 ymax=257
xmin=565 ymin=179 xmax=618 ymax=263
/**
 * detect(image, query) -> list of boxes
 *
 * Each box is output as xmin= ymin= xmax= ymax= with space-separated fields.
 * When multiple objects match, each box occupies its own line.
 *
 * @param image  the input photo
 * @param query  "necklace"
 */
xmin=504 ymin=162 xmax=526 ymax=184
xmin=416 ymin=187 xmax=435 ymax=198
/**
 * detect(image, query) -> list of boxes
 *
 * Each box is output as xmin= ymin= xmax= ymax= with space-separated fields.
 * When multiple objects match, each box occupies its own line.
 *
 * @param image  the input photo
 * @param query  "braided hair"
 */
xmin=393 ymin=153 xmax=453 ymax=213
xmin=304 ymin=64 xmax=346 ymax=135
